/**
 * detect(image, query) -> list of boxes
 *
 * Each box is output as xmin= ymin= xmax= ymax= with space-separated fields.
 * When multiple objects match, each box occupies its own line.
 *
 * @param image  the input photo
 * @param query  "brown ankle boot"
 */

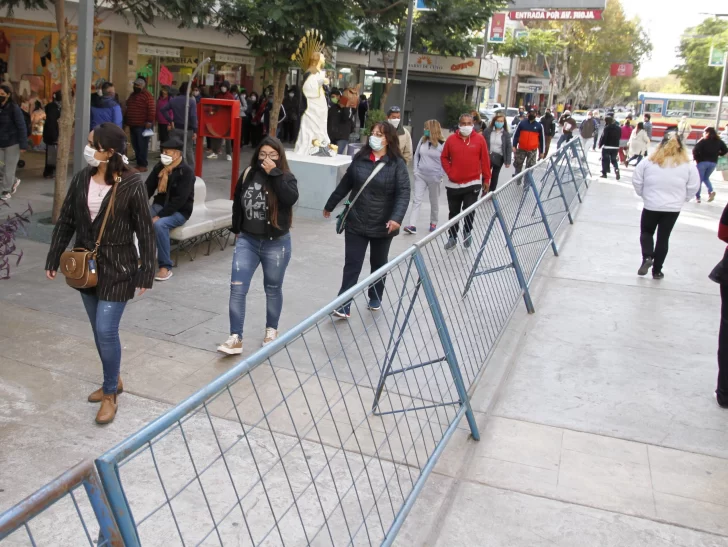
xmin=96 ymin=393 xmax=118 ymax=424
xmin=88 ymin=377 xmax=123 ymax=403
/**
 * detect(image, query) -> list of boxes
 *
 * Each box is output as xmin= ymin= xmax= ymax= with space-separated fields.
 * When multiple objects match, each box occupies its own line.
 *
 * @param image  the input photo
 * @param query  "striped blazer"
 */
xmin=46 ymin=167 xmax=156 ymax=302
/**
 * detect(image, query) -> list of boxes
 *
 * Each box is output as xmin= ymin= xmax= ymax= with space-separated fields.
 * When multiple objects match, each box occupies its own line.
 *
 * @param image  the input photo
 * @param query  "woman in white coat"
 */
xmin=403 ymin=120 xmax=445 ymax=235
xmin=626 ymin=122 xmax=650 ymax=167
xmin=632 ymin=129 xmax=699 ymax=279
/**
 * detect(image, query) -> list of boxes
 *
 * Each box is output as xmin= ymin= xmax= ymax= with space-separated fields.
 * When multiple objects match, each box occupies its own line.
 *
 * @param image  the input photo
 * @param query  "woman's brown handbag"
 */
xmin=59 ymin=183 xmax=118 ymax=289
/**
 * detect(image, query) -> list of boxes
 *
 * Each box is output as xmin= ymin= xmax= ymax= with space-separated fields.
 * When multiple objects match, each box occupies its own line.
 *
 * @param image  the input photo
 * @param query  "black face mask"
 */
xmin=0 ymin=95 xmax=8 ymax=105
xmin=528 ymin=114 xmax=536 ymax=121
xmin=133 ymin=87 xmax=142 ymax=94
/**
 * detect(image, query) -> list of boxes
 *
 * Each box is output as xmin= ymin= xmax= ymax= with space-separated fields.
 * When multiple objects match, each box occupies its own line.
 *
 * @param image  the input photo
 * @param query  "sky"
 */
xmin=621 ymin=0 xmax=727 ymax=78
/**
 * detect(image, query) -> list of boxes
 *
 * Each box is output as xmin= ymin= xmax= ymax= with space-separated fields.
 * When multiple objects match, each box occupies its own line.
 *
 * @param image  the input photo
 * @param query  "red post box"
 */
xmin=195 ymin=98 xmax=242 ymax=199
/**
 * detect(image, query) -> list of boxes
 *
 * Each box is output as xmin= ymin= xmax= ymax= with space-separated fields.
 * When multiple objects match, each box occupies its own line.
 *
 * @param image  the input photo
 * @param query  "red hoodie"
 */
xmin=441 ymin=130 xmax=491 ymax=187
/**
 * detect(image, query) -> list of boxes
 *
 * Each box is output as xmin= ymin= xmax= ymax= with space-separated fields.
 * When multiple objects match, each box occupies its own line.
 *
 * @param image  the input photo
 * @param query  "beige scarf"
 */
xmin=157 ymin=155 xmax=183 ymax=194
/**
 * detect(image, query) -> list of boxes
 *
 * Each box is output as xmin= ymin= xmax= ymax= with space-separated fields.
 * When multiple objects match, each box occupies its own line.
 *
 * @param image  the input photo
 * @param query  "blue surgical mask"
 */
xmin=423 ymin=129 xmax=431 ymax=137
xmin=369 ymin=135 xmax=384 ymax=151
xmin=494 ymin=121 xmax=504 ymax=129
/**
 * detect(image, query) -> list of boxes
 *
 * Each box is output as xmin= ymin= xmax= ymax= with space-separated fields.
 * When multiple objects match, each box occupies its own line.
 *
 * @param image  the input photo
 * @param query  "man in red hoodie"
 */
xmin=440 ymin=113 xmax=491 ymax=249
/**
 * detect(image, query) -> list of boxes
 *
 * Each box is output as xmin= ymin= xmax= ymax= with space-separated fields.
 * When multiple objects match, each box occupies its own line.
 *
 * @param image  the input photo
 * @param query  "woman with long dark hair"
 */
xmin=45 ymin=123 xmax=156 ymax=424
xmin=217 ymin=137 xmax=299 ymax=355
xmin=324 ymin=121 xmax=410 ymax=317
xmin=693 ymin=126 xmax=728 ymax=203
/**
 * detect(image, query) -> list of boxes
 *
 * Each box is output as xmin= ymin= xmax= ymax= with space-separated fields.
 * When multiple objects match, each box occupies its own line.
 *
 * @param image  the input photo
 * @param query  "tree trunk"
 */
xmin=268 ymin=68 xmax=287 ymax=139
xmin=52 ymin=0 xmax=75 ymax=224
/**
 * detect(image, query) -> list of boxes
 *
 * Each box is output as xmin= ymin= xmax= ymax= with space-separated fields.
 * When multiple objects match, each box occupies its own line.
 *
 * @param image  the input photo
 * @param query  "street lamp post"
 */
xmin=717 ymin=51 xmax=727 ymax=130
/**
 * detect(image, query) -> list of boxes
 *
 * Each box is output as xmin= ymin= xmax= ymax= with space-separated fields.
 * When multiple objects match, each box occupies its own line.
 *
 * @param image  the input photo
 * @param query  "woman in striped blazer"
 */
xmin=45 ymin=123 xmax=156 ymax=425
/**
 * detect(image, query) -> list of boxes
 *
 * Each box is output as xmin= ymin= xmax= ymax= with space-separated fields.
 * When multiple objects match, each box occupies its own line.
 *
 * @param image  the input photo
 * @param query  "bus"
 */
xmin=637 ymin=92 xmax=727 ymax=142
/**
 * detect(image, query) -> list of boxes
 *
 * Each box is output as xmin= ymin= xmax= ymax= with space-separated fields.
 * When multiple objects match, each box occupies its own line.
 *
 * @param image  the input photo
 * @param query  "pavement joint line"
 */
xmin=539 ymin=272 xmax=722 ymax=298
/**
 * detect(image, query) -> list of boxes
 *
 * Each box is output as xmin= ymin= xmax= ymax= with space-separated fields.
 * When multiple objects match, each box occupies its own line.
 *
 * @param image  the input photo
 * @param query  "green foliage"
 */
xmin=639 ymin=75 xmax=684 ymax=94
xmin=672 ymin=19 xmax=728 ymax=95
xmin=444 ymin=93 xmax=474 ymax=129
xmin=493 ymin=30 xmax=529 ymax=59
xmin=363 ymin=109 xmax=387 ymax=136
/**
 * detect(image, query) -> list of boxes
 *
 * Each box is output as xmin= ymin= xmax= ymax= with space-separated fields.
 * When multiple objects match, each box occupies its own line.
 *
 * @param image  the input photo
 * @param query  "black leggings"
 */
xmin=338 ymin=231 xmax=394 ymax=302
xmin=489 ymin=163 xmax=503 ymax=193
xmin=601 ymin=149 xmax=619 ymax=175
xmin=640 ymin=209 xmax=680 ymax=273
xmin=718 ymin=284 xmax=728 ymax=406
xmin=447 ymin=186 xmax=480 ymax=240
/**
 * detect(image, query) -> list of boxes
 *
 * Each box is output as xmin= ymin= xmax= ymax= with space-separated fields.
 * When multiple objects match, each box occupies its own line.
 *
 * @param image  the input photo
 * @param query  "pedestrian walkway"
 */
xmin=1 ymin=146 xmax=727 ymax=545
xmin=396 ymin=149 xmax=728 ymax=546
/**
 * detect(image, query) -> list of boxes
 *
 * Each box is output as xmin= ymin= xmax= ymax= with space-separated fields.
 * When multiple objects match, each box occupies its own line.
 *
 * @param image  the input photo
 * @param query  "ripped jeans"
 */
xmin=229 ymin=232 xmax=292 ymax=337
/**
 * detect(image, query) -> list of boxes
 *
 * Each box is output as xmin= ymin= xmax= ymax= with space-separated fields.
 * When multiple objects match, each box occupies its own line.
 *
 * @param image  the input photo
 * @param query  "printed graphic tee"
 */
xmin=242 ymin=180 xmax=267 ymax=235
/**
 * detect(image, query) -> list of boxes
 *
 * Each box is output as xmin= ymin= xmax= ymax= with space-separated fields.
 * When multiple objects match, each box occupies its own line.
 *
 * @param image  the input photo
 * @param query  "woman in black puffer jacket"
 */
xmin=324 ymin=121 xmax=411 ymax=317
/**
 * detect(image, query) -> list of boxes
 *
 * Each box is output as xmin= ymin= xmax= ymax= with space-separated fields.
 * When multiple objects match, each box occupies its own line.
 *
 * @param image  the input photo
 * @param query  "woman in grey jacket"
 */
xmin=404 ymin=120 xmax=445 ymax=234
xmin=483 ymin=113 xmax=513 ymax=192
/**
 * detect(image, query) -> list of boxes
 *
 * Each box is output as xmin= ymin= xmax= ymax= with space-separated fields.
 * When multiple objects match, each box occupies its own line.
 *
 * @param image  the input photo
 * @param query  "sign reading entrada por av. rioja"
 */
xmin=508 ymin=10 xmax=602 ymax=20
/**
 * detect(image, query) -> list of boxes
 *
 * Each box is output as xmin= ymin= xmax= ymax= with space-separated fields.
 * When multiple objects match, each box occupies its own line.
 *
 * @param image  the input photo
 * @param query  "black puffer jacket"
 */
xmin=599 ymin=122 xmax=622 ymax=148
xmin=232 ymin=165 xmax=299 ymax=239
xmin=325 ymin=152 xmax=410 ymax=238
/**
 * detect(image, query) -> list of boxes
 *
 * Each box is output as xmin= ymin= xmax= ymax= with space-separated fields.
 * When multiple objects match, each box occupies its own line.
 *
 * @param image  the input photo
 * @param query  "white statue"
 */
xmin=292 ymin=30 xmax=337 ymax=156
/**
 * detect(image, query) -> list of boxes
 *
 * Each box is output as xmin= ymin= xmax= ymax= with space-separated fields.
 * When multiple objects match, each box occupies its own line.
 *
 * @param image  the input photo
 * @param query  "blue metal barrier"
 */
xmin=0 ymin=461 xmax=121 ymax=546
xmin=1 ymin=139 xmax=590 ymax=546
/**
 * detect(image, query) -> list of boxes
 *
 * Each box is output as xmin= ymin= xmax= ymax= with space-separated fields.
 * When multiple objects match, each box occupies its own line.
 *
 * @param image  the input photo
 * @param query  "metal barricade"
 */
xmin=1 ymin=140 xmax=589 ymax=547
xmin=0 ymin=461 xmax=121 ymax=546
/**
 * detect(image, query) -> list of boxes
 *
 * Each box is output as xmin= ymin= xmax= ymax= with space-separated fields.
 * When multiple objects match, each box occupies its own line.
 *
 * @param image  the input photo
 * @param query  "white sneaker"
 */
xmin=0 ymin=191 xmax=10 ymax=201
xmin=11 ymin=178 xmax=21 ymax=194
xmin=262 ymin=328 xmax=278 ymax=346
xmin=217 ymin=334 xmax=243 ymax=355
xmin=207 ymin=152 xmax=218 ymax=159
xmin=226 ymin=154 xmax=232 ymax=161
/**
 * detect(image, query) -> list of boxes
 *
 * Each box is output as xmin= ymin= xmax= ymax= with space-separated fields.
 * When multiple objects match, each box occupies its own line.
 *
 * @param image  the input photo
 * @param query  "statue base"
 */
xmin=287 ymin=152 xmax=353 ymax=220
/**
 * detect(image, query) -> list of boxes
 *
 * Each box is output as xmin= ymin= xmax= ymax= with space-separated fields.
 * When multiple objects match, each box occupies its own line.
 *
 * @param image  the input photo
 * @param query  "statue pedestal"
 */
xmin=287 ymin=152 xmax=353 ymax=219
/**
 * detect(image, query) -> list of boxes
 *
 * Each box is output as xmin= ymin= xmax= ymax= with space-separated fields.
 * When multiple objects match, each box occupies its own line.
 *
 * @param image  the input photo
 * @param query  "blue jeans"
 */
xmin=130 ymin=126 xmax=150 ymax=167
xmin=336 ymin=139 xmax=349 ymax=155
xmin=80 ymin=292 xmax=127 ymax=394
xmin=150 ymin=204 xmax=186 ymax=269
xmin=557 ymin=133 xmax=573 ymax=149
xmin=697 ymin=161 xmax=716 ymax=198
xmin=229 ymin=232 xmax=292 ymax=337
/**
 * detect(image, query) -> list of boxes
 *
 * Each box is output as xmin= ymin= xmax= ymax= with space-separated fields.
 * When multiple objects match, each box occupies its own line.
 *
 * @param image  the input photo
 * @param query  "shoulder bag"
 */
xmin=59 ymin=182 xmax=118 ymax=289
xmin=335 ymin=162 xmax=385 ymax=234
xmin=709 ymin=247 xmax=728 ymax=284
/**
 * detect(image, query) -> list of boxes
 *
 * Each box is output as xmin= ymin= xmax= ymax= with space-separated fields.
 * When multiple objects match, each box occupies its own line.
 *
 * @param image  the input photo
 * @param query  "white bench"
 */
xmin=170 ymin=177 xmax=234 ymax=264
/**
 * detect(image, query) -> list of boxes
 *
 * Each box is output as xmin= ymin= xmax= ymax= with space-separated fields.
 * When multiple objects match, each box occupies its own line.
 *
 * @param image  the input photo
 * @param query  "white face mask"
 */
xmin=160 ymin=153 xmax=174 ymax=166
xmin=388 ymin=118 xmax=400 ymax=128
xmin=459 ymin=125 xmax=474 ymax=137
xmin=288 ymin=93 xmax=295 ymax=98
xmin=84 ymin=145 xmax=106 ymax=167
xmin=369 ymin=135 xmax=385 ymax=151
xmin=220 ymin=87 xmax=228 ymax=93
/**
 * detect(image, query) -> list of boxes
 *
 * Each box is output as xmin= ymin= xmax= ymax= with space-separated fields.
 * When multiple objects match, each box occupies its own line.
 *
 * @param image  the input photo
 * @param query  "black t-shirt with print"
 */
xmin=242 ymin=180 xmax=267 ymax=235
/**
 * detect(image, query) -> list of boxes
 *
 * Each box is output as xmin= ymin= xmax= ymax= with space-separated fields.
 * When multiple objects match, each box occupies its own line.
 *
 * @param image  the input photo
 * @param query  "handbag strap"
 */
xmin=94 ymin=182 xmax=118 ymax=252
xmin=341 ymin=161 xmax=385 ymax=222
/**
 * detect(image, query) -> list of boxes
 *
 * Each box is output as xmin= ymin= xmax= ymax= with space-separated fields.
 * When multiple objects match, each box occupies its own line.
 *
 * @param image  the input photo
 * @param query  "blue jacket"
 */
xmin=0 ymin=101 xmax=28 ymax=149
xmin=512 ymin=119 xmax=545 ymax=155
xmin=161 ymin=95 xmax=198 ymax=132
xmin=90 ymin=95 xmax=122 ymax=130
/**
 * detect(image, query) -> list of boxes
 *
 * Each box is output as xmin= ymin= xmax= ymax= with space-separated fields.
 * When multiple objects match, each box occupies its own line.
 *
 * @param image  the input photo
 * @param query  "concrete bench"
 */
xmin=170 ymin=177 xmax=234 ymax=264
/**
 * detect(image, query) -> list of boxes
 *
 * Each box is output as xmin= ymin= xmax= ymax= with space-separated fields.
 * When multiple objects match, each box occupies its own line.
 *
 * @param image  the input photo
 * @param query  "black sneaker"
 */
xmin=717 ymin=393 xmax=728 ymax=409
xmin=637 ymin=257 xmax=653 ymax=276
xmin=615 ymin=169 xmax=620 ymax=181
xmin=444 ymin=237 xmax=457 ymax=251
xmin=652 ymin=270 xmax=664 ymax=280
xmin=600 ymin=173 xmax=607 ymax=179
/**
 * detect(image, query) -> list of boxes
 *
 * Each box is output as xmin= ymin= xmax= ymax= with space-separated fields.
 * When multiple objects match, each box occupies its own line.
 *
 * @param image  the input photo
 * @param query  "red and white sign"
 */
xmin=610 ymin=63 xmax=634 ymax=77
xmin=508 ymin=10 xmax=602 ymax=20
xmin=488 ymin=13 xmax=507 ymax=44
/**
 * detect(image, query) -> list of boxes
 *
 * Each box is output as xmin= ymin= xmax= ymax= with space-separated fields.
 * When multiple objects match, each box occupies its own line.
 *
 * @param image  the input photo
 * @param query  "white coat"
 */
xmin=629 ymin=129 xmax=650 ymax=157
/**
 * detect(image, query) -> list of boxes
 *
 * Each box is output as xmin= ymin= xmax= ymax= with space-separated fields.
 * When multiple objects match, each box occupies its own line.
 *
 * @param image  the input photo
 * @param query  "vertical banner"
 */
xmin=487 ymin=13 xmax=507 ymax=44
xmin=610 ymin=63 xmax=634 ymax=77
xmin=709 ymin=46 xmax=727 ymax=67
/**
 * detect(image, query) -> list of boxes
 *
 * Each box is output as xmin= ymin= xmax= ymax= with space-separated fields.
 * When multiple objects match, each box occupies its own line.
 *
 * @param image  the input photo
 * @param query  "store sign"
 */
xmin=368 ymin=53 xmax=480 ymax=76
xmin=517 ymin=82 xmax=543 ymax=93
xmin=610 ymin=63 xmax=633 ymax=77
xmin=508 ymin=10 xmax=602 ymax=20
xmin=137 ymin=44 xmax=180 ymax=58
xmin=215 ymin=53 xmax=256 ymax=67
xmin=709 ymin=46 xmax=727 ymax=67
xmin=487 ymin=12 xmax=507 ymax=43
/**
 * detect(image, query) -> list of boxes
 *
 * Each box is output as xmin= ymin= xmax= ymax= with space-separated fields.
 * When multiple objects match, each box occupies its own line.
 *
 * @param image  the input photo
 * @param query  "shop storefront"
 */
xmin=0 ymin=18 xmax=111 ymax=102
xmin=136 ymin=43 xmax=255 ymax=95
